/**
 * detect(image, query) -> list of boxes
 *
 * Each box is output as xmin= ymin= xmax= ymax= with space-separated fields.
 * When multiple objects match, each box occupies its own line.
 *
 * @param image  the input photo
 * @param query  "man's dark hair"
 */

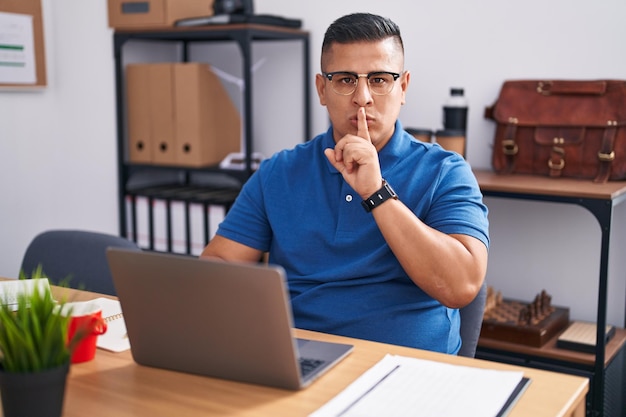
xmin=321 ymin=13 xmax=404 ymax=55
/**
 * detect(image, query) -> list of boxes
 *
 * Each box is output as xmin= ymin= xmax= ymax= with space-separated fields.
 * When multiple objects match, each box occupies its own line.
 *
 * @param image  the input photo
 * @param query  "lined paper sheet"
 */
xmin=311 ymin=354 xmax=527 ymax=417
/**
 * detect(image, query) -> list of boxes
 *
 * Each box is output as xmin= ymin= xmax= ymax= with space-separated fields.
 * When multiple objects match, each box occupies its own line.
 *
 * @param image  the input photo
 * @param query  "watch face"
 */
xmin=383 ymin=181 xmax=397 ymax=198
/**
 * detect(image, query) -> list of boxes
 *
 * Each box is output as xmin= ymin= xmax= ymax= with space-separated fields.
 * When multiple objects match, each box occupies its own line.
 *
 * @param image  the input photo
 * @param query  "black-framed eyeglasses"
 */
xmin=322 ymin=71 xmax=402 ymax=96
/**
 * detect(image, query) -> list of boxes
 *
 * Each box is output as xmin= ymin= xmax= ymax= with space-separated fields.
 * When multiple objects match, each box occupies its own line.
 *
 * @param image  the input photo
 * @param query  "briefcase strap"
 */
xmin=501 ymin=118 xmax=519 ymax=174
xmin=548 ymin=142 xmax=565 ymax=178
xmin=594 ymin=121 xmax=618 ymax=183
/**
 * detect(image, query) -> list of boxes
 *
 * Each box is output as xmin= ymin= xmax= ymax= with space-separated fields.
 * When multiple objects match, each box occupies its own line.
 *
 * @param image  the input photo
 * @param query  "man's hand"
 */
xmin=324 ymin=107 xmax=382 ymax=198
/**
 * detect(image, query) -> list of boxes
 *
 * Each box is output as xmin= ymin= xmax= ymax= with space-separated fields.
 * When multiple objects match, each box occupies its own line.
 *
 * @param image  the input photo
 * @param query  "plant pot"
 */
xmin=0 ymin=362 xmax=70 ymax=417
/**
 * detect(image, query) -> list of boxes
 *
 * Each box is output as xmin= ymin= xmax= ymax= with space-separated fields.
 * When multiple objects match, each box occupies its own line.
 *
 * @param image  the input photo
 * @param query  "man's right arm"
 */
xmin=200 ymin=235 xmax=264 ymax=263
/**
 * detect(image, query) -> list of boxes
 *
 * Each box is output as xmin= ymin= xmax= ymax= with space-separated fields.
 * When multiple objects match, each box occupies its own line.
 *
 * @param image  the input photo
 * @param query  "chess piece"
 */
xmin=518 ymin=307 xmax=531 ymax=325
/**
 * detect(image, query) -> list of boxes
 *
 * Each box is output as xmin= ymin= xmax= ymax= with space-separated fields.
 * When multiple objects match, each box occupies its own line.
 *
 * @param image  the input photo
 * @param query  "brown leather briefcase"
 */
xmin=485 ymin=79 xmax=626 ymax=183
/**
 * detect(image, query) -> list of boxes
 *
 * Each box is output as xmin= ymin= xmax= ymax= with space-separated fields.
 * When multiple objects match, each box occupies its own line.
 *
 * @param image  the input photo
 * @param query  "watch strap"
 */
xmin=361 ymin=179 xmax=398 ymax=212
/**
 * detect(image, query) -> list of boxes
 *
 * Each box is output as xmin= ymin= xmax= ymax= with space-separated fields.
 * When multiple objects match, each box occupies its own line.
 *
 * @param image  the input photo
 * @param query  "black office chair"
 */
xmin=20 ymin=229 xmax=141 ymax=296
xmin=458 ymin=282 xmax=487 ymax=357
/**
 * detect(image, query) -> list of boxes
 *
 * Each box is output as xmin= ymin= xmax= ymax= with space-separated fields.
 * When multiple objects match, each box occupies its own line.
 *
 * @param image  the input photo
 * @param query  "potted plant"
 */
xmin=0 ymin=267 xmax=82 ymax=417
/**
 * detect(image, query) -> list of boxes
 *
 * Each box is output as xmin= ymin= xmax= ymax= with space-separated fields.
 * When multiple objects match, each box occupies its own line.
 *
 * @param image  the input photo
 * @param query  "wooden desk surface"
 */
xmin=30 ymin=285 xmax=586 ymax=417
xmin=473 ymin=169 xmax=626 ymax=200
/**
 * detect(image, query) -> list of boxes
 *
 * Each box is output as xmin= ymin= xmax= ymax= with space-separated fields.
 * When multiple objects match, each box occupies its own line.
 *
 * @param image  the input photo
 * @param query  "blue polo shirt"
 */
xmin=216 ymin=121 xmax=489 ymax=353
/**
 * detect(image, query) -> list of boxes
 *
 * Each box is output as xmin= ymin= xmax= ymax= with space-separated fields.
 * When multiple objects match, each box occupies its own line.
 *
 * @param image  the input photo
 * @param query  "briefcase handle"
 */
xmin=536 ymin=80 xmax=607 ymax=95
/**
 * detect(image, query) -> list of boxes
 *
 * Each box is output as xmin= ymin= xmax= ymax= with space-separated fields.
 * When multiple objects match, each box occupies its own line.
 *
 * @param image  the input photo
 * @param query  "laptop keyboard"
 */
xmin=299 ymin=357 xmax=325 ymax=378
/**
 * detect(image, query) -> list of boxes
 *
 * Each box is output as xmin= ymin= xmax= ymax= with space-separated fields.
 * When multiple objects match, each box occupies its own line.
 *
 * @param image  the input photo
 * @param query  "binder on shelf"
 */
xmin=165 ymin=186 xmax=218 ymax=254
xmin=152 ymin=197 xmax=168 ymax=252
xmin=174 ymin=63 xmax=241 ymax=167
xmin=129 ymin=184 xmax=183 ymax=249
xmin=176 ymin=187 xmax=238 ymax=253
xmin=148 ymin=186 xmax=200 ymax=253
xmin=188 ymin=201 xmax=206 ymax=256
xmin=126 ymin=64 xmax=176 ymax=165
xmin=126 ymin=180 xmax=239 ymax=253
xmin=207 ymin=204 xmax=226 ymax=241
xmin=126 ymin=65 xmax=153 ymax=163
xmin=124 ymin=195 xmax=136 ymax=241
xmin=134 ymin=194 xmax=151 ymax=249
xmin=170 ymin=198 xmax=188 ymax=254
xmin=150 ymin=64 xmax=176 ymax=165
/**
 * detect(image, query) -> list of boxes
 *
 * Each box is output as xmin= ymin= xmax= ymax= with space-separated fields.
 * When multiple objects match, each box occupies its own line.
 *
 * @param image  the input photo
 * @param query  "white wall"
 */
xmin=1 ymin=0 xmax=625 ymax=326
xmin=0 ymin=1 xmax=118 ymax=274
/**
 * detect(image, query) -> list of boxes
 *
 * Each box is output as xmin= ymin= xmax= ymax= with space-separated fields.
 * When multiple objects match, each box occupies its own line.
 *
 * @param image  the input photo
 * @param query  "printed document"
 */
xmin=0 ymin=12 xmax=36 ymax=84
xmin=311 ymin=354 xmax=528 ymax=417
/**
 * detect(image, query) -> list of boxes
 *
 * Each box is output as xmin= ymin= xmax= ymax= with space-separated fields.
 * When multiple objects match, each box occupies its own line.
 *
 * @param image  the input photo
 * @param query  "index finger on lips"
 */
xmin=357 ymin=107 xmax=371 ymax=142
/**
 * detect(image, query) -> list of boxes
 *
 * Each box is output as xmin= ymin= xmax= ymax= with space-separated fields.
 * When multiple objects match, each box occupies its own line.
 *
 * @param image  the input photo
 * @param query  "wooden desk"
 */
xmin=25 ymin=285 xmax=586 ymax=417
xmin=474 ymin=170 xmax=626 ymax=416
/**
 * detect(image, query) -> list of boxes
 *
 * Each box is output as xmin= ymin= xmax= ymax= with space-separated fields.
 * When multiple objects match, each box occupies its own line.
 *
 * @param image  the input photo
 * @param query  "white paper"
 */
xmin=0 ymin=12 xmax=36 ymax=84
xmin=94 ymin=297 xmax=130 ymax=353
xmin=0 ymin=278 xmax=50 ymax=310
xmin=311 ymin=354 xmax=525 ymax=417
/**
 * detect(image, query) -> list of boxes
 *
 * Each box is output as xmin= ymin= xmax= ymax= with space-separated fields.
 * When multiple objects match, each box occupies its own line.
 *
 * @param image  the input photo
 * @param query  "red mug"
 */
xmin=64 ymin=301 xmax=108 ymax=363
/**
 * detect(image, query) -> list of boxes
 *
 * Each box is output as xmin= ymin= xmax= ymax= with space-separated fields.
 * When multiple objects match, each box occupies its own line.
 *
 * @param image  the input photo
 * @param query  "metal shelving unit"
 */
xmin=112 ymin=24 xmax=310 ymax=253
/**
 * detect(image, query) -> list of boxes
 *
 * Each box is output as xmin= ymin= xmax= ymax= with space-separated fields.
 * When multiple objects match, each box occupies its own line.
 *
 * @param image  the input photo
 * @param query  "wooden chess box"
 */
xmin=480 ymin=298 xmax=570 ymax=347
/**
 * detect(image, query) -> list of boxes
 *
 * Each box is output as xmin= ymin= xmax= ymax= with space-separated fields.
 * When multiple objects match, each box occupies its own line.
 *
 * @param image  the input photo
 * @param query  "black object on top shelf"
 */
xmin=175 ymin=14 xmax=302 ymax=28
xmin=212 ymin=0 xmax=254 ymax=15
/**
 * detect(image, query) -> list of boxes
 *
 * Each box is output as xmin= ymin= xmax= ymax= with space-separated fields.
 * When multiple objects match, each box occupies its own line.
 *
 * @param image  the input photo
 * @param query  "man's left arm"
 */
xmin=372 ymin=198 xmax=488 ymax=308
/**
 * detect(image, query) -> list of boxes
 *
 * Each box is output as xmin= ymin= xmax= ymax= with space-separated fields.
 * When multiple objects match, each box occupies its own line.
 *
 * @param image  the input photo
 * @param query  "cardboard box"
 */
xmin=125 ymin=62 xmax=240 ymax=168
xmin=108 ymin=0 xmax=214 ymax=29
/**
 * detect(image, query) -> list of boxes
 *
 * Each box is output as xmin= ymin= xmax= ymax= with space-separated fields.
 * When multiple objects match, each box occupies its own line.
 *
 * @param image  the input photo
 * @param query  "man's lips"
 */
xmin=349 ymin=116 xmax=374 ymax=126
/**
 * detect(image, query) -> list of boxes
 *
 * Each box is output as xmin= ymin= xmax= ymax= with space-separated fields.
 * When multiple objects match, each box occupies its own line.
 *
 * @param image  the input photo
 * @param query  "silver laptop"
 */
xmin=106 ymin=248 xmax=353 ymax=390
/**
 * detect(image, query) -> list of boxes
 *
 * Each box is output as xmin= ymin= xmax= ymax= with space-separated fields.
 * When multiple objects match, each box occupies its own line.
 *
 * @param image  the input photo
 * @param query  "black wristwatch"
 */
xmin=361 ymin=179 xmax=398 ymax=213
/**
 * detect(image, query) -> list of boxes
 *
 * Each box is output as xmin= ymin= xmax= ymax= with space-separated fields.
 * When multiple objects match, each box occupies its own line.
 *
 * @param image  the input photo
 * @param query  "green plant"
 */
xmin=0 ymin=267 xmax=79 ymax=373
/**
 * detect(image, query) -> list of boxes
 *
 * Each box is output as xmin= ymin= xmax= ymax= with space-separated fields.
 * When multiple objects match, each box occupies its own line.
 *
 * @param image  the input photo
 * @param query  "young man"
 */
xmin=201 ymin=13 xmax=489 ymax=354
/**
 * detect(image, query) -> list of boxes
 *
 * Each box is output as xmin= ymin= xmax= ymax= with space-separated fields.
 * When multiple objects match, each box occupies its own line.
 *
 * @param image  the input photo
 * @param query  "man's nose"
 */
xmin=353 ymin=77 xmax=373 ymax=106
